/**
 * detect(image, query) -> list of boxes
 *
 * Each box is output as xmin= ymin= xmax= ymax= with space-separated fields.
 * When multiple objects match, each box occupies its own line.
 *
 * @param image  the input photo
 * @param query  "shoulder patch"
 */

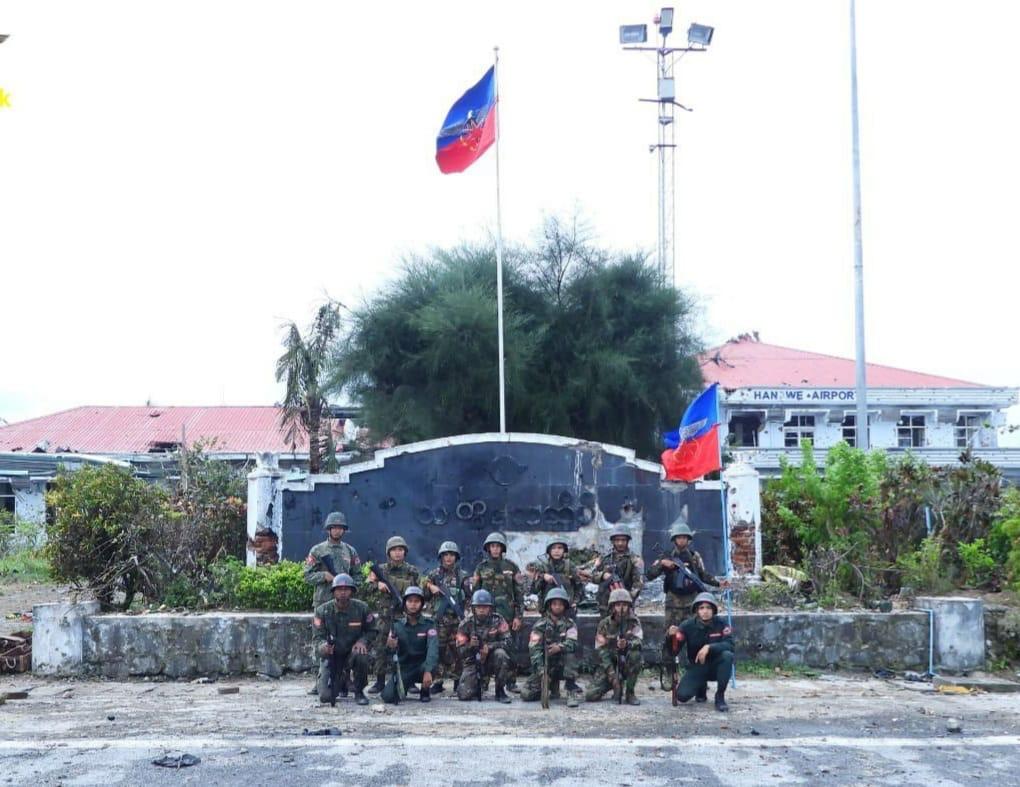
xmin=566 ymin=626 xmax=578 ymax=639
xmin=313 ymin=616 xmax=322 ymax=628
xmin=305 ymin=554 xmax=317 ymax=567
xmin=427 ymin=628 xmax=438 ymax=637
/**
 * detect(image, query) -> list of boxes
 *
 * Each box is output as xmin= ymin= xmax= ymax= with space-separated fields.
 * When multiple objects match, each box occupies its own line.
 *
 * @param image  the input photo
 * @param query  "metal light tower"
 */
xmin=621 ymin=10 xmax=713 ymax=286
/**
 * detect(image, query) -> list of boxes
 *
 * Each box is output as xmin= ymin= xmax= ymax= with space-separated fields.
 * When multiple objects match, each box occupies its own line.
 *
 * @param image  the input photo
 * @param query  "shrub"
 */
xmin=957 ymin=538 xmax=997 ymax=588
xmin=897 ymin=535 xmax=954 ymax=595
xmin=234 ymin=560 xmax=313 ymax=611
xmin=990 ymin=489 xmax=1020 ymax=591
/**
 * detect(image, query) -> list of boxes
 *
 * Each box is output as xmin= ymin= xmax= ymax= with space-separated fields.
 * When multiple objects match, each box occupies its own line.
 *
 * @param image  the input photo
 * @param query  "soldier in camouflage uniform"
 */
xmin=521 ymin=587 xmax=583 ymax=707
xmin=304 ymin=511 xmax=361 ymax=695
xmin=582 ymin=526 xmax=645 ymax=617
xmin=365 ymin=535 xmax=421 ymax=694
xmin=526 ymin=538 xmax=585 ymax=617
xmin=423 ymin=540 xmax=471 ymax=695
xmin=312 ymin=573 xmax=376 ymax=705
xmin=455 ymin=589 xmax=513 ymax=703
xmin=381 ymin=586 xmax=439 ymax=704
xmin=471 ymin=532 xmax=524 ymax=690
xmin=645 ymin=519 xmax=725 ymax=690
xmin=585 ymin=588 xmax=644 ymax=705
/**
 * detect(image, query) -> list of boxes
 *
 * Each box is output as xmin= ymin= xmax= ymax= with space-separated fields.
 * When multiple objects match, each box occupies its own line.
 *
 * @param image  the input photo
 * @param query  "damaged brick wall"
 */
xmin=729 ymin=521 xmax=757 ymax=576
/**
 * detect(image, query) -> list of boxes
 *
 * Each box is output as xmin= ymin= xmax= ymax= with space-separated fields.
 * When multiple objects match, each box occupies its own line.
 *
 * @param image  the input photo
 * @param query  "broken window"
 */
xmin=783 ymin=414 xmax=815 ymax=448
xmin=728 ymin=412 xmax=763 ymax=447
xmin=897 ymin=414 xmax=927 ymax=448
xmin=0 ymin=481 xmax=14 ymax=514
xmin=841 ymin=412 xmax=873 ymax=448
xmin=955 ymin=412 xmax=990 ymax=448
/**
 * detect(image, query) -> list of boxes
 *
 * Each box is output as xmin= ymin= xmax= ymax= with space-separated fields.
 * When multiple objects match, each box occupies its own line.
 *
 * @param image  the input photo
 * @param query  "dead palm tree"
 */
xmin=276 ymin=303 xmax=342 ymax=473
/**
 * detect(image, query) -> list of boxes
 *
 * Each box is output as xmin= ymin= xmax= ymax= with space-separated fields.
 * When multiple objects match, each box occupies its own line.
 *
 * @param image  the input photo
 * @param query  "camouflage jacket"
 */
xmin=472 ymin=557 xmax=524 ymax=622
xmin=646 ymin=547 xmax=717 ymax=598
xmin=424 ymin=565 xmax=471 ymax=622
xmin=527 ymin=615 xmax=578 ymax=670
xmin=363 ymin=560 xmax=421 ymax=616
xmin=593 ymin=612 xmax=644 ymax=652
xmin=591 ymin=549 xmax=645 ymax=608
xmin=304 ymin=539 xmax=361 ymax=608
xmin=312 ymin=598 xmax=377 ymax=655
xmin=454 ymin=612 xmax=512 ymax=659
xmin=526 ymin=555 xmax=585 ymax=610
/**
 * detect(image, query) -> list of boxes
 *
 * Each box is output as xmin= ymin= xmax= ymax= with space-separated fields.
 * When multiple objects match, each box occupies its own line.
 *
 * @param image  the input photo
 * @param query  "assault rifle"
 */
xmin=670 ymin=630 xmax=682 ymax=707
xmin=321 ymin=554 xmax=339 ymax=578
xmin=370 ymin=562 xmax=405 ymax=612
xmin=326 ymin=632 xmax=338 ymax=707
xmin=615 ymin=614 xmax=627 ymax=704
xmin=432 ymin=577 xmax=465 ymax=621
xmin=390 ymin=627 xmax=404 ymax=704
xmin=541 ymin=626 xmax=550 ymax=710
xmin=475 ymin=638 xmax=484 ymax=702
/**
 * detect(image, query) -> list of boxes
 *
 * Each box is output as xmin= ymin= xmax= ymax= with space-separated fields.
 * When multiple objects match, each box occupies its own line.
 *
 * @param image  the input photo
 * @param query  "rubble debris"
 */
xmin=217 ymin=687 xmax=240 ymax=695
xmin=302 ymin=728 xmax=342 ymax=736
xmin=1 ymin=691 xmax=29 ymax=700
xmin=0 ymin=630 xmax=32 ymax=674
xmin=945 ymin=718 xmax=963 ymax=733
xmin=152 ymin=753 xmax=201 ymax=768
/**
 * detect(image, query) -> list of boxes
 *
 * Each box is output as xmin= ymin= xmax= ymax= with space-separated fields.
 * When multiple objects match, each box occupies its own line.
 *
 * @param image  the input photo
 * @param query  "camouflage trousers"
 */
xmin=371 ymin=611 xmax=395 ymax=678
xmin=456 ymin=648 xmax=511 ymax=700
xmin=316 ymin=650 xmax=370 ymax=703
xmin=520 ymin=652 xmax=578 ymax=702
xmin=584 ymin=647 xmax=642 ymax=701
xmin=434 ymin=615 xmax=462 ymax=683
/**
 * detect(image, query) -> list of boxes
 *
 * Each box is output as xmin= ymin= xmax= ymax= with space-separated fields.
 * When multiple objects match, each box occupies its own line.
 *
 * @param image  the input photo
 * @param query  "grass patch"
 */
xmin=0 ymin=550 xmax=52 ymax=583
xmin=738 ymin=659 xmax=821 ymax=679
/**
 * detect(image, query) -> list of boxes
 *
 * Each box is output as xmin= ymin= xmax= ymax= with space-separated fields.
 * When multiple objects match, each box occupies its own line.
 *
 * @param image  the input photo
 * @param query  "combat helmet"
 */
xmin=483 ymin=532 xmax=508 ymax=551
xmin=669 ymin=519 xmax=696 ymax=540
xmin=437 ymin=541 xmax=461 ymax=559
xmin=545 ymin=537 xmax=569 ymax=555
xmin=470 ymin=589 xmax=494 ymax=607
xmin=323 ymin=511 xmax=348 ymax=531
xmin=691 ymin=591 xmax=718 ymax=614
xmin=608 ymin=588 xmax=633 ymax=606
xmin=544 ymin=587 xmax=571 ymax=609
xmin=386 ymin=536 xmax=408 ymax=554
xmin=609 ymin=526 xmax=632 ymax=541
xmin=330 ymin=573 xmax=358 ymax=592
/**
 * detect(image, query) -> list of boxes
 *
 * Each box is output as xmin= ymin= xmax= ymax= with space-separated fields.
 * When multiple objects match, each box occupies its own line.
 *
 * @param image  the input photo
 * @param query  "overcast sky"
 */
xmin=1 ymin=1 xmax=1018 ymax=437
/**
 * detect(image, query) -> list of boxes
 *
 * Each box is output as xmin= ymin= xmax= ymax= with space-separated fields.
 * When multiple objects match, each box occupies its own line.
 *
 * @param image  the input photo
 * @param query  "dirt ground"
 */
xmin=0 ymin=579 xmax=77 ymax=637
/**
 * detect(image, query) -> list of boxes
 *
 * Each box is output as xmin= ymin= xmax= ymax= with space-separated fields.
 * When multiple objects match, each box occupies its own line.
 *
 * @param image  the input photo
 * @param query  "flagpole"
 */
xmin=493 ymin=46 xmax=507 ymax=433
xmin=714 ymin=385 xmax=736 ymax=688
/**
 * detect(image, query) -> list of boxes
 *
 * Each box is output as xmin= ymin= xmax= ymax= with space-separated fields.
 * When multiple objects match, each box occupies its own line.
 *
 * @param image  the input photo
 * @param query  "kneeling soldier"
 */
xmin=381 ymin=586 xmax=439 ymax=705
xmin=456 ymin=589 xmax=513 ymax=703
xmin=672 ymin=592 xmax=735 ymax=712
xmin=313 ymin=573 xmax=376 ymax=706
xmin=585 ymin=588 xmax=644 ymax=705
xmin=521 ymin=587 xmax=583 ymax=707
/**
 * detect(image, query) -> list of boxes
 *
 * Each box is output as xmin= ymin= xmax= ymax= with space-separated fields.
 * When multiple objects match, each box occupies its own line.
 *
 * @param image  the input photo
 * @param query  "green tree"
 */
xmin=329 ymin=216 xmax=703 ymax=458
xmin=276 ymin=302 xmax=342 ymax=473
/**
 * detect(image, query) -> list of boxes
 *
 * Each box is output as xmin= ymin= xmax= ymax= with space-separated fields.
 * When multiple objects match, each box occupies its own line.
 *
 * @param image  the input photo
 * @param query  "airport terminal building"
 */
xmin=701 ymin=337 xmax=1020 ymax=479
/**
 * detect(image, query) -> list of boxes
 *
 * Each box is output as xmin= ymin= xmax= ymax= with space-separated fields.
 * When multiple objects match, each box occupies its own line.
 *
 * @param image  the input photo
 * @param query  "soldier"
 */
xmin=423 ymin=540 xmax=471 ymax=695
xmin=585 ymin=588 xmax=644 ymax=705
xmin=381 ymin=586 xmax=439 ymax=705
xmin=521 ymin=587 xmax=583 ymax=707
xmin=646 ymin=519 xmax=726 ymax=690
xmin=672 ymin=592 xmax=735 ymax=712
xmin=582 ymin=526 xmax=645 ymax=617
xmin=304 ymin=511 xmax=361 ymax=609
xmin=455 ymin=589 xmax=513 ymax=703
xmin=365 ymin=536 xmax=421 ymax=694
xmin=526 ymin=538 xmax=585 ymax=617
xmin=312 ymin=573 xmax=376 ymax=706
xmin=471 ymin=532 xmax=524 ymax=690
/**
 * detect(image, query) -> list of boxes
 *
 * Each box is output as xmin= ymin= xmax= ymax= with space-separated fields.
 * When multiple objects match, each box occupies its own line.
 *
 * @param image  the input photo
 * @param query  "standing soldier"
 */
xmin=365 ymin=536 xmax=421 ymax=695
xmin=381 ymin=586 xmax=439 ymax=705
xmin=471 ymin=532 xmax=524 ymax=691
xmin=521 ymin=587 xmax=583 ymax=707
xmin=582 ymin=526 xmax=645 ymax=617
xmin=312 ymin=574 xmax=376 ymax=706
xmin=304 ymin=511 xmax=361 ymax=695
xmin=585 ymin=588 xmax=643 ymax=705
xmin=672 ymin=592 xmax=735 ymax=712
xmin=423 ymin=540 xmax=471 ymax=696
xmin=455 ymin=589 xmax=513 ymax=703
xmin=526 ymin=538 xmax=585 ymax=617
xmin=646 ymin=519 xmax=725 ymax=690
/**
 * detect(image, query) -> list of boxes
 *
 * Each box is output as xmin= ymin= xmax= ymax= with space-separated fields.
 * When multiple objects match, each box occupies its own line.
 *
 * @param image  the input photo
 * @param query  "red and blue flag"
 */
xmin=435 ymin=66 xmax=497 ymax=174
xmin=661 ymin=384 xmax=722 ymax=482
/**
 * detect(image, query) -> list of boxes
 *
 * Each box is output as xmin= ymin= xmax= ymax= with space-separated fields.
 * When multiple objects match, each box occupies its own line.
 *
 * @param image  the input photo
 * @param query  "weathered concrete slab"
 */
xmin=934 ymin=673 xmax=1020 ymax=694
xmin=916 ymin=596 xmax=985 ymax=671
xmin=32 ymin=601 xmax=101 ymax=676
xmin=48 ymin=608 xmax=933 ymax=678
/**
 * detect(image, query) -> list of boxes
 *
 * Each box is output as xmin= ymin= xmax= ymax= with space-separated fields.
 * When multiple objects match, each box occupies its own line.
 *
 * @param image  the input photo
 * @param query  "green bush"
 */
xmin=957 ymin=538 xmax=997 ymax=588
xmin=991 ymin=489 xmax=1020 ymax=590
xmin=897 ymin=535 xmax=953 ymax=594
xmin=234 ymin=560 xmax=313 ymax=611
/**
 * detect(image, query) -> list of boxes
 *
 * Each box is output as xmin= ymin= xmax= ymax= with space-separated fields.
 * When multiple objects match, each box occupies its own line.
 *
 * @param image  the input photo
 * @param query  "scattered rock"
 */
xmin=371 ymin=704 xmax=387 ymax=714
xmin=750 ymin=728 xmax=760 ymax=736
xmin=946 ymin=718 xmax=963 ymax=733
xmin=217 ymin=687 xmax=240 ymax=695
xmin=106 ymin=716 xmax=115 ymax=721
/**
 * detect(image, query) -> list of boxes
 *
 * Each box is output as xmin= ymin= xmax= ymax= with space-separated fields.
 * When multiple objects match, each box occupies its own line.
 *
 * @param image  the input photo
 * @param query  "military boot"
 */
xmin=495 ymin=684 xmax=512 ymax=704
xmin=354 ymin=689 xmax=369 ymax=706
xmin=565 ymin=679 xmax=582 ymax=708
xmin=548 ymin=679 xmax=561 ymax=700
xmin=660 ymin=666 xmax=675 ymax=692
xmin=695 ymin=685 xmax=708 ymax=703
xmin=430 ymin=681 xmax=445 ymax=696
xmin=626 ymin=690 xmax=641 ymax=706
xmin=338 ymin=672 xmax=349 ymax=699
xmin=714 ymin=690 xmax=729 ymax=712
xmin=367 ymin=675 xmax=385 ymax=695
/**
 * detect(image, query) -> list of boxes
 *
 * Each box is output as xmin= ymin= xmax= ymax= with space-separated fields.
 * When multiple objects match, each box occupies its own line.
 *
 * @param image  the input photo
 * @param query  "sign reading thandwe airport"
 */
xmin=725 ymin=388 xmax=858 ymax=404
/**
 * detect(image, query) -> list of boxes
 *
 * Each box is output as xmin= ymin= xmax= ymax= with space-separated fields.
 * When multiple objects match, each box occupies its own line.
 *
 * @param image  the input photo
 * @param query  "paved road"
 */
xmin=3 ymin=672 xmax=1020 ymax=785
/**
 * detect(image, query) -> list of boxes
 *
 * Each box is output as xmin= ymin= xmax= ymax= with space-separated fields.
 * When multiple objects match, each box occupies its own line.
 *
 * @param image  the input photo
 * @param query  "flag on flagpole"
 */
xmin=661 ymin=384 xmax=722 ymax=482
xmin=435 ymin=67 xmax=497 ymax=174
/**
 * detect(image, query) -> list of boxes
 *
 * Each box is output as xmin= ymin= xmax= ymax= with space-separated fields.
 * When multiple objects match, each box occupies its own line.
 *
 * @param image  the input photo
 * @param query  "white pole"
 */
xmin=493 ymin=46 xmax=508 ymax=433
xmin=850 ymin=0 xmax=869 ymax=449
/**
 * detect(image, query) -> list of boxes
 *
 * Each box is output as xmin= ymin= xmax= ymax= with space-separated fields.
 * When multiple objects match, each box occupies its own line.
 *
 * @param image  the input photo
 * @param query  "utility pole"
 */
xmin=850 ymin=0 xmax=869 ymax=449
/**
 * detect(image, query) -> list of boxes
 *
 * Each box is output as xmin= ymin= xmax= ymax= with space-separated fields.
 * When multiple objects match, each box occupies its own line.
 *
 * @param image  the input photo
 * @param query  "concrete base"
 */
xmin=916 ymin=596 xmax=985 ymax=672
xmin=32 ymin=602 xmax=101 ymax=676
xmin=33 ymin=605 xmax=932 ymax=679
xmin=934 ymin=673 xmax=1020 ymax=694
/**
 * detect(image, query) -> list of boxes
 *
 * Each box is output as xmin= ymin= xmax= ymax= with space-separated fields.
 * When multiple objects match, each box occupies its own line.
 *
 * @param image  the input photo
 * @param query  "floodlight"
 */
xmin=0 ymin=35 xmax=9 ymax=44
xmin=619 ymin=24 xmax=648 ymax=44
xmin=657 ymin=8 xmax=674 ymax=36
xmin=687 ymin=23 xmax=714 ymax=46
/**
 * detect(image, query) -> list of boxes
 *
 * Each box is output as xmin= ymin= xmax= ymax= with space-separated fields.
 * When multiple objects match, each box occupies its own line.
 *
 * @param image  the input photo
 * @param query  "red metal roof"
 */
xmin=0 ymin=406 xmax=340 ymax=454
xmin=700 ymin=339 xmax=986 ymax=389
